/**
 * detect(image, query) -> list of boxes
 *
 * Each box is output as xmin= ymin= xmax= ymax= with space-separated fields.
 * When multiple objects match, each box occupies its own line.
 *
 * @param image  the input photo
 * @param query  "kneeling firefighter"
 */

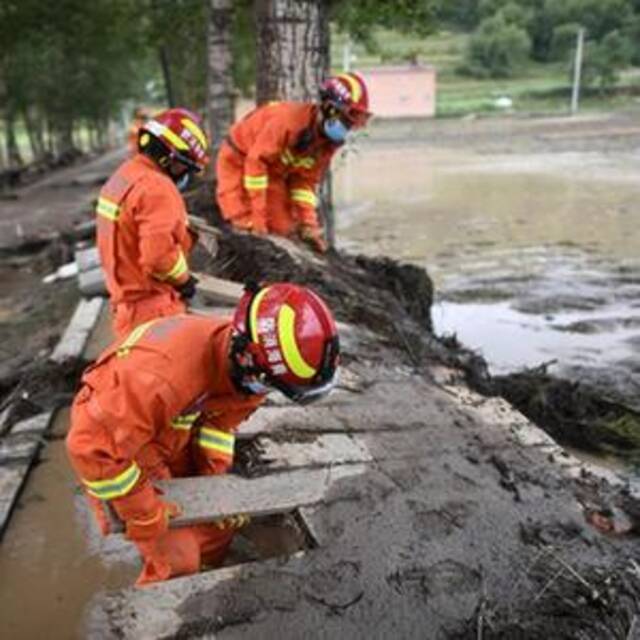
xmin=66 ymin=283 xmax=340 ymax=586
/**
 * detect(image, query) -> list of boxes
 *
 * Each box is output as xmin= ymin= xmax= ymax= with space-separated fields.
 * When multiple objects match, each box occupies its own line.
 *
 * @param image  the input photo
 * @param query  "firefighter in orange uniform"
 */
xmin=66 ymin=283 xmax=340 ymax=586
xmin=216 ymin=72 xmax=371 ymax=253
xmin=97 ymin=108 xmax=209 ymax=339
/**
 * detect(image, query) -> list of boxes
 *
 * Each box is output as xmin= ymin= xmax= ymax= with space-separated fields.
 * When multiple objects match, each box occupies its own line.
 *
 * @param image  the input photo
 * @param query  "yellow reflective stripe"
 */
xmin=280 ymin=150 xmax=314 ymax=169
xmin=83 ymin=462 xmax=141 ymax=500
xmin=290 ymin=189 xmax=317 ymax=207
xmin=117 ymin=319 xmax=157 ymax=357
xmin=171 ymin=412 xmax=201 ymax=430
xmin=181 ymin=118 xmax=207 ymax=149
xmin=145 ymin=120 xmax=189 ymax=151
xmin=243 ymin=175 xmax=268 ymax=190
xmin=198 ymin=428 xmax=235 ymax=455
xmin=249 ymin=286 xmax=271 ymax=343
xmin=154 ymin=250 xmax=188 ymax=282
xmin=278 ymin=303 xmax=316 ymax=379
xmin=337 ymin=72 xmax=362 ymax=103
xmin=96 ymin=197 xmax=120 ymax=221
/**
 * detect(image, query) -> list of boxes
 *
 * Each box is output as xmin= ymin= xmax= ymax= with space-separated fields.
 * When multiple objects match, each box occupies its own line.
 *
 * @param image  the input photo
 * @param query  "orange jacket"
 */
xmin=226 ymin=102 xmax=339 ymax=231
xmin=66 ymin=314 xmax=263 ymax=524
xmin=96 ymin=154 xmax=194 ymax=305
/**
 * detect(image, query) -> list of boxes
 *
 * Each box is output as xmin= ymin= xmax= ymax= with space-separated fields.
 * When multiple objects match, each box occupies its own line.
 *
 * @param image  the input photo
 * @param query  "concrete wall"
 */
xmin=363 ymin=66 xmax=437 ymax=119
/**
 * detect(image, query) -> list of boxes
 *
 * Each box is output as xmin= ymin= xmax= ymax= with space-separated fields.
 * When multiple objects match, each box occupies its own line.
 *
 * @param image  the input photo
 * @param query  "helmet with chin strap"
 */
xmin=230 ymin=282 xmax=340 ymax=405
xmin=319 ymin=72 xmax=371 ymax=129
xmin=138 ymin=107 xmax=209 ymax=173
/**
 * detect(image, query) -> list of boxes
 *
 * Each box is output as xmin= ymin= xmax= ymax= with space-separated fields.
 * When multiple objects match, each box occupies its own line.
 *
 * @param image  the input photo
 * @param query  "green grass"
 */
xmin=331 ymin=27 xmax=640 ymax=118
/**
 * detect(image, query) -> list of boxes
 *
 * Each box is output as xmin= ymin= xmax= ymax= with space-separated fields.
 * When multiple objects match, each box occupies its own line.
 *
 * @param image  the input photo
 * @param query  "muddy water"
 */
xmin=0 ymin=409 xmax=138 ymax=640
xmin=335 ymin=144 xmax=640 ymax=396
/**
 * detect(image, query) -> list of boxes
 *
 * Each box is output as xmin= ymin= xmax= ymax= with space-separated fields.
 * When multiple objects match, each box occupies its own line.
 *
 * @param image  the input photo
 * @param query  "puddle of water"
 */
xmin=335 ymin=144 xmax=640 ymax=379
xmin=0 ymin=409 xmax=138 ymax=640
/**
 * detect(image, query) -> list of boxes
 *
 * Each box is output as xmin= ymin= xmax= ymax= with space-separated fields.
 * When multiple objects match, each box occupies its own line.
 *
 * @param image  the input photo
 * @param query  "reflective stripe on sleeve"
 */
xmin=171 ymin=412 xmax=201 ymax=431
xmin=290 ymin=188 xmax=317 ymax=207
xmin=153 ymin=249 xmax=188 ymax=282
xmin=198 ymin=428 xmax=235 ymax=457
xmin=280 ymin=150 xmax=315 ymax=169
xmin=83 ymin=462 xmax=141 ymax=500
xmin=243 ymin=175 xmax=268 ymax=190
xmin=96 ymin=197 xmax=120 ymax=222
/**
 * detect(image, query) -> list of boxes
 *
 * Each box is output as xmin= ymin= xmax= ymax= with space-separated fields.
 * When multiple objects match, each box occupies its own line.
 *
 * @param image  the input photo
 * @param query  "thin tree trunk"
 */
xmin=206 ymin=0 xmax=235 ymax=175
xmin=159 ymin=46 xmax=176 ymax=107
xmin=22 ymin=108 xmax=45 ymax=163
xmin=6 ymin=110 xmax=24 ymax=168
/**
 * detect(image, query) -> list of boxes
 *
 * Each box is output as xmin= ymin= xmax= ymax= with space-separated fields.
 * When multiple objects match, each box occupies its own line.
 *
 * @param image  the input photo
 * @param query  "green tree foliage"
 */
xmin=462 ymin=12 xmax=531 ymax=77
xmin=0 ymin=0 xmax=148 ymax=160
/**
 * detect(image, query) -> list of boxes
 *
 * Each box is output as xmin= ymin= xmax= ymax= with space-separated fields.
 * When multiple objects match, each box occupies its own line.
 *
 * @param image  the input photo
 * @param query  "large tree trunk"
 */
xmin=255 ymin=0 xmax=329 ymax=103
xmin=254 ymin=0 xmax=334 ymax=245
xmin=206 ymin=0 xmax=235 ymax=173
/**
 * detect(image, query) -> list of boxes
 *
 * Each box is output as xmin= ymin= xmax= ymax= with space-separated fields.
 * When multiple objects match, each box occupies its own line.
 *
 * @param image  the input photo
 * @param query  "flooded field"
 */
xmin=335 ymin=125 xmax=640 ymax=406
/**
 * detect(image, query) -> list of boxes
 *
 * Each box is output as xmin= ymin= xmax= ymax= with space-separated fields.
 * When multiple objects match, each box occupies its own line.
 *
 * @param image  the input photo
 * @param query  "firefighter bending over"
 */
xmin=66 ymin=283 xmax=340 ymax=586
xmin=216 ymin=72 xmax=371 ymax=253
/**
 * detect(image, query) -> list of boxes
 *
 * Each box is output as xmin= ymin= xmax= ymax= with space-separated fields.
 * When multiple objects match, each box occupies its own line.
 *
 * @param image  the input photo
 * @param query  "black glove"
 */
xmin=175 ymin=274 xmax=198 ymax=300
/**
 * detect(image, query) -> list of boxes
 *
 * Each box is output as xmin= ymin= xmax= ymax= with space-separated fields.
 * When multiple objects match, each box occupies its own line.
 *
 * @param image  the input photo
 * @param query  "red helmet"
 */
xmin=140 ymin=107 xmax=209 ymax=171
xmin=231 ymin=283 xmax=340 ymax=404
xmin=319 ymin=72 xmax=371 ymax=129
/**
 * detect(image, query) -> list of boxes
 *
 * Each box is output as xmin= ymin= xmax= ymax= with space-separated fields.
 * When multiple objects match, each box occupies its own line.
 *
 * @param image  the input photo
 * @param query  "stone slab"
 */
xmin=75 ymin=246 xmax=101 ymax=272
xmin=192 ymin=272 xmax=243 ymax=305
xmin=50 ymin=297 xmax=105 ymax=363
xmin=78 ymin=267 xmax=108 ymax=297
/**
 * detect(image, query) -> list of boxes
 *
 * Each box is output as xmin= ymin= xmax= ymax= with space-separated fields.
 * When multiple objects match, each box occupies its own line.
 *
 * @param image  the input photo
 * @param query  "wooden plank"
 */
xmin=50 ymin=297 xmax=105 ymax=363
xmin=109 ymin=464 xmax=367 ymax=533
xmin=193 ymin=272 xmax=244 ymax=305
xmin=257 ymin=434 xmax=372 ymax=469
xmin=0 ymin=412 xmax=53 ymax=540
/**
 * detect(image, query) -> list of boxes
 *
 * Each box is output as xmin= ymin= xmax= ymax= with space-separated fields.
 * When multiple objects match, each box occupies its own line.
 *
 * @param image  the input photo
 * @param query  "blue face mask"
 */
xmin=175 ymin=171 xmax=192 ymax=192
xmin=323 ymin=118 xmax=349 ymax=143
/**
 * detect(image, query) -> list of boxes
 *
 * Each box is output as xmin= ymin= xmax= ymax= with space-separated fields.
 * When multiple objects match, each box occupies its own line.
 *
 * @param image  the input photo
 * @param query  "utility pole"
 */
xmin=570 ymin=27 xmax=585 ymax=115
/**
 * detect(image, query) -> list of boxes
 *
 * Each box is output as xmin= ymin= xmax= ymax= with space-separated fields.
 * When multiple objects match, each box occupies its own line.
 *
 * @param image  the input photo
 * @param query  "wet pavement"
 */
xmin=335 ymin=131 xmax=640 ymax=405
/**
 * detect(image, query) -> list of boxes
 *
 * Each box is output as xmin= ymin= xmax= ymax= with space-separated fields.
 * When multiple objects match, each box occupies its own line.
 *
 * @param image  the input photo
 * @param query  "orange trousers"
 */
xmin=112 ymin=293 xmax=186 ymax=340
xmin=216 ymin=142 xmax=297 ymax=236
xmin=69 ymin=400 xmax=233 ymax=587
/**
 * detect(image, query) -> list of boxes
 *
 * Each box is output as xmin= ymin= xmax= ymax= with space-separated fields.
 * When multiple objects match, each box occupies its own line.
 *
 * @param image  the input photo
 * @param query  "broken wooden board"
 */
xmin=193 ymin=272 xmax=243 ymax=305
xmin=109 ymin=464 xmax=367 ymax=533
xmin=50 ymin=297 xmax=105 ymax=363
xmin=0 ymin=412 xmax=53 ymax=539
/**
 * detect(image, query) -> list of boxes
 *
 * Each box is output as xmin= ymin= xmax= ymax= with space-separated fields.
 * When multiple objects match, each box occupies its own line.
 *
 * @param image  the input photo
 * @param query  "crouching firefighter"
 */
xmin=66 ymin=283 xmax=340 ymax=586
xmin=96 ymin=108 xmax=209 ymax=340
xmin=216 ymin=72 xmax=371 ymax=253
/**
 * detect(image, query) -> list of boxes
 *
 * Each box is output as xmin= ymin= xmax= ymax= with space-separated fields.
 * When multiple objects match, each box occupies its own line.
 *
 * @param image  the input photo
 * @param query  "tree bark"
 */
xmin=206 ymin=0 xmax=235 ymax=174
xmin=159 ymin=46 xmax=176 ymax=107
xmin=255 ymin=0 xmax=329 ymax=103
